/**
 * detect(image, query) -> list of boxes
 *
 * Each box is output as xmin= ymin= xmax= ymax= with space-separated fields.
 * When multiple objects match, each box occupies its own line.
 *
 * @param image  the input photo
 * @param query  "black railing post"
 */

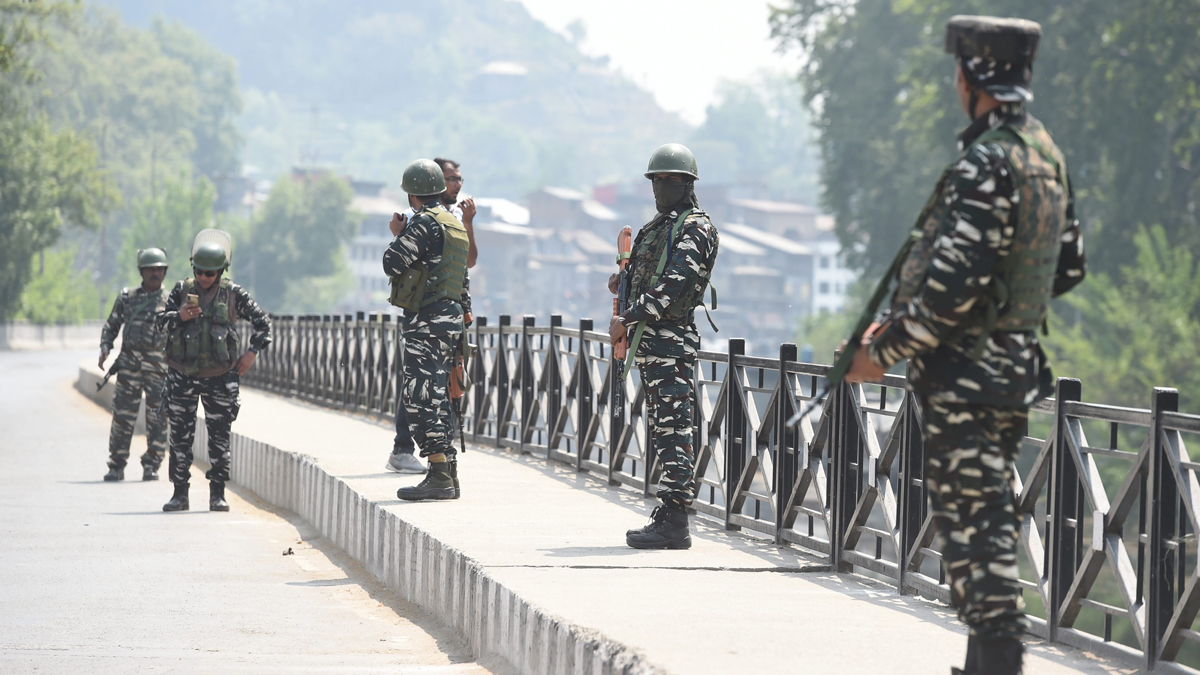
xmin=471 ymin=316 xmax=486 ymax=440
xmin=1048 ymin=378 xmax=1081 ymax=642
xmin=547 ymin=314 xmax=563 ymax=450
xmin=829 ymin=348 xmax=860 ymax=572
xmin=897 ymin=362 xmax=926 ymax=594
xmin=496 ymin=315 xmax=511 ymax=447
xmin=1147 ymin=387 xmax=1181 ymax=670
xmin=520 ymin=316 xmax=535 ymax=452
xmin=725 ymin=338 xmax=746 ymax=531
xmin=577 ymin=319 xmax=593 ymax=470
xmin=775 ymin=343 xmax=798 ymax=545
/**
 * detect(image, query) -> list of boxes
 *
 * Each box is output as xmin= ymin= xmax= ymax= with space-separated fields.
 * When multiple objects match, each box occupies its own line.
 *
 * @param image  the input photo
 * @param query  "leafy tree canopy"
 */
xmin=771 ymin=0 xmax=1200 ymax=279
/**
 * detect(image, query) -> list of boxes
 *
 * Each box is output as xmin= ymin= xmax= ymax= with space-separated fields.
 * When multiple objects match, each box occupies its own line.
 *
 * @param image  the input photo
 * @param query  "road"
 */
xmin=0 ymin=350 xmax=499 ymax=674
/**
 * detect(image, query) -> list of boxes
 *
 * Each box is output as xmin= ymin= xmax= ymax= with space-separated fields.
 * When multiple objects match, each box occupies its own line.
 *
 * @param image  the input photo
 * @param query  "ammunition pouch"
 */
xmin=388 ymin=263 xmax=430 ymax=312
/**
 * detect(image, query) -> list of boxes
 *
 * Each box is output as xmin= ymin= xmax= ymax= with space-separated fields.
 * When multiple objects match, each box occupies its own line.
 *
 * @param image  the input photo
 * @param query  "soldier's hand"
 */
xmin=608 ymin=316 xmax=627 ymax=346
xmin=389 ymin=212 xmax=408 ymax=237
xmin=460 ymin=197 xmax=476 ymax=223
xmin=608 ymin=273 xmax=620 ymax=295
xmin=235 ymin=350 xmax=257 ymax=375
xmin=98 ymin=350 xmax=109 ymax=369
xmin=844 ymin=343 xmax=887 ymax=383
xmin=464 ymin=312 xmax=473 ymax=327
xmin=180 ymin=304 xmax=202 ymax=322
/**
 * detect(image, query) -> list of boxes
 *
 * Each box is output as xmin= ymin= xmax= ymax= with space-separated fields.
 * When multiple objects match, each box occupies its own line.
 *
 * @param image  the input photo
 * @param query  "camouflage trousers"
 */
xmin=403 ymin=330 xmax=459 ymax=459
xmin=921 ymin=396 xmax=1030 ymax=639
xmin=107 ymin=365 xmax=168 ymax=470
xmin=165 ymin=369 xmax=240 ymax=485
xmin=637 ymin=354 xmax=696 ymax=509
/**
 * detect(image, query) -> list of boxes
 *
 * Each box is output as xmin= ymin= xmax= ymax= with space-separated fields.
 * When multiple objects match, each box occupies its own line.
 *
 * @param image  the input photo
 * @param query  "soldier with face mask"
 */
xmin=99 ymin=248 xmax=171 ymax=482
xmin=844 ymin=16 xmax=1087 ymax=675
xmin=608 ymin=143 xmax=720 ymax=550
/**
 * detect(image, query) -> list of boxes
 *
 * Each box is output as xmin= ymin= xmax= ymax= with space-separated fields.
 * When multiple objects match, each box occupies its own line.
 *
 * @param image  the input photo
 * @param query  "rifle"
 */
xmin=97 ymin=359 xmax=120 ymax=392
xmin=612 ymin=226 xmax=632 ymax=417
xmin=449 ymin=329 xmax=474 ymax=453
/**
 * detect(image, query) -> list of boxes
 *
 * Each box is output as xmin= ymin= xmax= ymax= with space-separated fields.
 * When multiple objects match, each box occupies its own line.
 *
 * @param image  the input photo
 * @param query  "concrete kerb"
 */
xmin=76 ymin=365 xmax=657 ymax=675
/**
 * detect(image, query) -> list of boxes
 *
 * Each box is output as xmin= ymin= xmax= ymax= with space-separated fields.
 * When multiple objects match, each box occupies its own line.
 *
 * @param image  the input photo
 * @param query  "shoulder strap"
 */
xmin=624 ymin=209 xmax=696 ymax=369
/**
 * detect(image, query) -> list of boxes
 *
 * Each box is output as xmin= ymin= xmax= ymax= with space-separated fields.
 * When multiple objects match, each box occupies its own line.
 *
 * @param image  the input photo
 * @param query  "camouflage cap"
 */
xmin=945 ymin=15 xmax=1041 ymax=102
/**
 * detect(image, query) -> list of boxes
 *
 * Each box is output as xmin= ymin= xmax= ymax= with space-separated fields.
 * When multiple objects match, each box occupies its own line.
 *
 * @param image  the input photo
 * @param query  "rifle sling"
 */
xmin=623 ymin=209 xmax=692 ymax=371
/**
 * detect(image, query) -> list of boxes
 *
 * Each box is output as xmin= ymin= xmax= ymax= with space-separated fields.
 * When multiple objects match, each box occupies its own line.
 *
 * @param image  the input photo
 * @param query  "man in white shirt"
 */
xmin=387 ymin=157 xmax=478 ymax=473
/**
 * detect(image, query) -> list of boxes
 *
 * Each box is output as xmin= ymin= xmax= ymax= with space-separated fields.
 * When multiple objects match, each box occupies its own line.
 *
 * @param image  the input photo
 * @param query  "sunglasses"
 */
xmin=194 ymin=269 xmax=219 ymax=278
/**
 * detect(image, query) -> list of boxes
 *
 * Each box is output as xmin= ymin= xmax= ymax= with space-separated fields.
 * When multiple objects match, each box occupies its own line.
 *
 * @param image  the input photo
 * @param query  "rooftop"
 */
xmin=723 ymin=223 xmax=814 ymax=255
xmin=729 ymin=198 xmax=819 ymax=215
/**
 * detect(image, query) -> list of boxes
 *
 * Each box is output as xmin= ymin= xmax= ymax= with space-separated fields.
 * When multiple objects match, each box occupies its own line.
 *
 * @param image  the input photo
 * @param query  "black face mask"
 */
xmin=652 ymin=178 xmax=691 ymax=212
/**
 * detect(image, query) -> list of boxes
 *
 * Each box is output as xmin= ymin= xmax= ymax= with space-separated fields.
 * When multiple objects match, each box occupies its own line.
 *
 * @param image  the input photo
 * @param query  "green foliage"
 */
xmin=118 ymin=174 xmax=218 ymax=286
xmin=235 ymin=174 xmax=358 ymax=313
xmin=1047 ymin=226 xmax=1200 ymax=409
xmin=0 ymin=1 xmax=118 ymax=321
xmin=17 ymin=245 xmax=100 ymax=324
xmin=690 ymin=72 xmax=821 ymax=204
xmin=770 ymin=0 xmax=1200 ymax=280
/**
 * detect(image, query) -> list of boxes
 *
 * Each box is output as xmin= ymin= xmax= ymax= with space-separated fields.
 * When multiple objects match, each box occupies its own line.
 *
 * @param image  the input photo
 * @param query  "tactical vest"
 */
xmin=388 ymin=206 xmax=470 ymax=312
xmin=893 ymin=114 xmax=1068 ymax=345
xmin=628 ymin=209 xmax=717 ymax=325
xmin=166 ymin=278 xmax=239 ymax=377
xmin=122 ymin=288 xmax=168 ymax=352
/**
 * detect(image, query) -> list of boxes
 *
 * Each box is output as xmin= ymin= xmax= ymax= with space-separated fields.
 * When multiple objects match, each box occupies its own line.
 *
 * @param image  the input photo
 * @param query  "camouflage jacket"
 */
xmin=867 ymin=104 xmax=1087 ymax=407
xmin=620 ymin=205 xmax=719 ymax=359
xmin=156 ymin=280 xmax=273 ymax=353
xmin=101 ymin=285 xmax=169 ymax=372
xmin=383 ymin=206 xmax=472 ymax=335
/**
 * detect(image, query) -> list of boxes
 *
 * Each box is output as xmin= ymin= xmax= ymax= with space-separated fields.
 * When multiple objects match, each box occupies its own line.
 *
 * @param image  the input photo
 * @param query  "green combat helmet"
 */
xmin=644 ymin=143 xmax=699 ymax=180
xmin=191 ymin=242 xmax=228 ymax=272
xmin=401 ymin=159 xmax=447 ymax=196
xmin=136 ymin=247 xmax=169 ymax=269
xmin=945 ymin=15 xmax=1041 ymax=102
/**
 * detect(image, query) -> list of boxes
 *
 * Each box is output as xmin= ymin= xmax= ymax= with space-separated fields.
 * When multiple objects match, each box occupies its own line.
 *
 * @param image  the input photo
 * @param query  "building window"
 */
xmin=820 ymin=256 xmax=830 ymax=269
xmin=819 ymin=282 xmax=830 ymax=294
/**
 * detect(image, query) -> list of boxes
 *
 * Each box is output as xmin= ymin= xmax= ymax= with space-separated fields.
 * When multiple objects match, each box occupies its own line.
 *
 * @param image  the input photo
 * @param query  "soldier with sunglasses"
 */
xmin=155 ymin=239 xmax=271 ymax=512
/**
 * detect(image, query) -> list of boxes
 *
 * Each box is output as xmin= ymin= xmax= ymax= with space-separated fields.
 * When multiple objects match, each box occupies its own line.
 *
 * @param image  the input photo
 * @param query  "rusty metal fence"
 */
xmin=241 ymin=312 xmax=1200 ymax=671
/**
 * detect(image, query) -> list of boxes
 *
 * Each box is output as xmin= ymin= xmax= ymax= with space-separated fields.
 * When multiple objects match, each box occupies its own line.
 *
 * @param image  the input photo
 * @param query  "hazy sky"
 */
xmin=514 ymin=0 xmax=800 ymax=125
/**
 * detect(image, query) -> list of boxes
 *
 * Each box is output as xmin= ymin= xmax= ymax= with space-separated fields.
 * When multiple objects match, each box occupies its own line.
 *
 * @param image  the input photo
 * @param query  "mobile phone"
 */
xmin=186 ymin=294 xmax=199 ymax=306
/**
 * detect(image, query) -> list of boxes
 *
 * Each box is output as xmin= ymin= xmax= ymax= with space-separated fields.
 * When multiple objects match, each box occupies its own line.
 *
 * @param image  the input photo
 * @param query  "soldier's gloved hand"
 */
xmin=235 ymin=350 xmax=257 ymax=375
xmin=608 ymin=273 xmax=620 ymax=295
xmin=99 ymin=349 xmax=109 ymax=369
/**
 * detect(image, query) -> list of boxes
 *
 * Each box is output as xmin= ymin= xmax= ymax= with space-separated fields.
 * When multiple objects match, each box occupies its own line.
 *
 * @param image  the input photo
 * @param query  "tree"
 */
xmin=0 ymin=1 xmax=117 ymax=321
xmin=236 ymin=173 xmax=358 ymax=312
xmin=118 ymin=174 xmax=218 ymax=287
xmin=770 ymin=0 xmax=1200 ymax=280
xmin=17 ymin=245 xmax=99 ymax=325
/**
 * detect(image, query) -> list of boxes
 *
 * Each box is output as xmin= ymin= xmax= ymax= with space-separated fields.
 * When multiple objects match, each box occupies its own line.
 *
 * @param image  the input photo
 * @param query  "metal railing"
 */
xmin=240 ymin=312 xmax=1200 ymax=672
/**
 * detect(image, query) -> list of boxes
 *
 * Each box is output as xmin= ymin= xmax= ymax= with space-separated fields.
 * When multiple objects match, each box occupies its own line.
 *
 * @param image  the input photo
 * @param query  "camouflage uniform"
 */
xmin=156 ymin=280 xmax=272 ymax=484
xmin=866 ymin=103 xmax=1087 ymax=640
xmin=100 ymin=286 xmax=170 ymax=472
xmin=620 ymin=197 xmax=719 ymax=509
xmin=383 ymin=204 xmax=472 ymax=459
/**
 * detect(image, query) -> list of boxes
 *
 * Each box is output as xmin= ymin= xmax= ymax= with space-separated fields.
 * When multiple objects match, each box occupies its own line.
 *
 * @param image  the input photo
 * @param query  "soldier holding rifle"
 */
xmin=608 ymin=144 xmax=719 ymax=550
xmin=842 ymin=16 xmax=1086 ymax=675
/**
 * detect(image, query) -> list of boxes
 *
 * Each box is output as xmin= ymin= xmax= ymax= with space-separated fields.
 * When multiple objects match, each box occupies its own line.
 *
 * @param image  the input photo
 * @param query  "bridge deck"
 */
xmin=217 ymin=381 xmax=1132 ymax=675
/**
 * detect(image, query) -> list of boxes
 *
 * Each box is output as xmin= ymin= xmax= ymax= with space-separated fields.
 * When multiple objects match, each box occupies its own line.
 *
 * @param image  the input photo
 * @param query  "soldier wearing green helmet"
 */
xmin=98 ymin=247 xmax=172 ymax=482
xmin=608 ymin=143 xmax=719 ymax=549
xmin=155 ymin=230 xmax=272 ymax=513
xmin=842 ymin=15 xmax=1087 ymax=675
xmin=386 ymin=159 xmax=472 ymax=502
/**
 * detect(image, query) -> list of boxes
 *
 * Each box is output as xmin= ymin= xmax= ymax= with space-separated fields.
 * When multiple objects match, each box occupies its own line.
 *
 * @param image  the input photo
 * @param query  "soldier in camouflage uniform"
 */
xmin=99 ymin=248 xmax=171 ymax=482
xmin=385 ymin=159 xmax=472 ymax=502
xmin=846 ymin=16 xmax=1087 ymax=675
xmin=609 ymin=143 xmax=719 ymax=550
xmin=155 ymin=240 xmax=272 ymax=513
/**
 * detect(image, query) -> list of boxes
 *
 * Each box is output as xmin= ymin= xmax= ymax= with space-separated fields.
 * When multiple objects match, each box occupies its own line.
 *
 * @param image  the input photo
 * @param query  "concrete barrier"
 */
xmin=77 ymin=365 xmax=653 ymax=675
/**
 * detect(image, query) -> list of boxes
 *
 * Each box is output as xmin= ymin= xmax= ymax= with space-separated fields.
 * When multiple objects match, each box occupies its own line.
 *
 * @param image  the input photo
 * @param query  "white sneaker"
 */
xmin=386 ymin=452 xmax=426 ymax=474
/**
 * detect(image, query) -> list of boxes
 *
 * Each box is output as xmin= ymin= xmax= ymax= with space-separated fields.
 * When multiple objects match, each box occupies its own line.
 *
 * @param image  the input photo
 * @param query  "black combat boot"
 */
xmin=209 ymin=482 xmax=230 ymax=512
xmin=977 ymin=636 xmax=1023 ymax=675
xmin=951 ymin=634 xmax=980 ymax=675
xmin=103 ymin=464 xmax=125 ymax=482
xmin=142 ymin=465 xmax=159 ymax=481
xmin=397 ymin=462 xmax=456 ymax=501
xmin=162 ymin=482 xmax=189 ymax=512
xmin=448 ymin=461 xmax=460 ymax=499
xmin=626 ymin=504 xmax=691 ymax=549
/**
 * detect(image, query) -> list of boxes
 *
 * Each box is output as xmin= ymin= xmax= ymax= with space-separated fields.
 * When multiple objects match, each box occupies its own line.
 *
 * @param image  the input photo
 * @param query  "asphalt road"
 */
xmin=0 ymin=349 xmax=499 ymax=674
